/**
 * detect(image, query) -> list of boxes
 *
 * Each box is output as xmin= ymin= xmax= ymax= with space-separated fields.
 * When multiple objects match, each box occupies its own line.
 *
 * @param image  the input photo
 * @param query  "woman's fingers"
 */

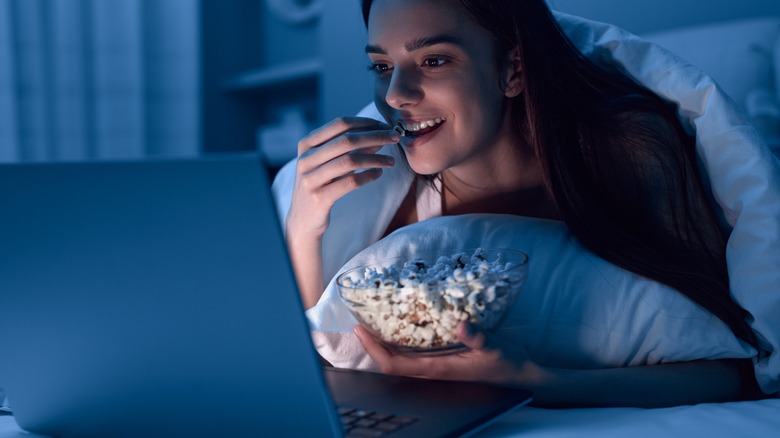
xmin=295 ymin=116 xmax=398 ymax=199
xmin=308 ymin=150 xmax=394 ymax=187
xmin=317 ymin=167 xmax=384 ymax=206
xmin=457 ymin=322 xmax=488 ymax=350
xmin=354 ymin=325 xmax=393 ymax=363
xmin=298 ymin=117 xmax=391 ymax=155
xmin=355 ymin=322 xmax=517 ymax=381
xmin=293 ymin=118 xmax=399 ymax=209
xmin=297 ymin=128 xmax=399 ymax=175
xmin=287 ymin=117 xmax=398 ymax=240
xmin=354 ymin=325 xmax=434 ymax=376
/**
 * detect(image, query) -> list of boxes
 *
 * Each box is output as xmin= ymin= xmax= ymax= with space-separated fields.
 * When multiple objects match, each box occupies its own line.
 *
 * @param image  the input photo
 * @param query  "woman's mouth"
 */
xmin=395 ymin=117 xmax=446 ymax=138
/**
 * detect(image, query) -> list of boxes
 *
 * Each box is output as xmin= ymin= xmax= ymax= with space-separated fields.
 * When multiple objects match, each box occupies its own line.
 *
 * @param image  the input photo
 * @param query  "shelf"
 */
xmin=223 ymin=58 xmax=322 ymax=92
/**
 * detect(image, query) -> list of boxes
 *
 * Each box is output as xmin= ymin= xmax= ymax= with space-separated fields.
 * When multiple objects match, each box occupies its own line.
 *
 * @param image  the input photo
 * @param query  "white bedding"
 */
xmin=2 ymin=398 xmax=779 ymax=437
xmin=481 ymin=398 xmax=780 ymax=437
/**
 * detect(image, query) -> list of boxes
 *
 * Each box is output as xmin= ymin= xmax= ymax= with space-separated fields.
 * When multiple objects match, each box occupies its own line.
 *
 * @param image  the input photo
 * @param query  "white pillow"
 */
xmin=311 ymin=214 xmax=754 ymax=370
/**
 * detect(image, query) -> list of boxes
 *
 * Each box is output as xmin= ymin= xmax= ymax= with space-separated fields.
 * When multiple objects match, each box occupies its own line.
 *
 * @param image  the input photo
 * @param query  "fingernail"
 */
xmin=386 ymin=156 xmax=395 ymax=166
xmin=389 ymin=131 xmax=400 ymax=142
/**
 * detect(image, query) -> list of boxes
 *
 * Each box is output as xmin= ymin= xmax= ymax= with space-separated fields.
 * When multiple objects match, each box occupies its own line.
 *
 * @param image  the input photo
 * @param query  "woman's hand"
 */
xmin=286 ymin=117 xmax=399 ymax=308
xmin=354 ymin=322 xmax=540 ymax=386
xmin=288 ymin=117 xmax=398 ymax=237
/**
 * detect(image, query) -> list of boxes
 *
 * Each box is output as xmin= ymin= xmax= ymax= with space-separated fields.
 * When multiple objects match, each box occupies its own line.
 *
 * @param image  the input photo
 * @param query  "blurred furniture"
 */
xmin=201 ymin=0 xmax=370 ymax=169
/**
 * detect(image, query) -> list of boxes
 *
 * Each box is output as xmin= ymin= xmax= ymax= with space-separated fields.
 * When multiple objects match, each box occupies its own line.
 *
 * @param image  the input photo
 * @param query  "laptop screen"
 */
xmin=0 ymin=156 xmax=343 ymax=437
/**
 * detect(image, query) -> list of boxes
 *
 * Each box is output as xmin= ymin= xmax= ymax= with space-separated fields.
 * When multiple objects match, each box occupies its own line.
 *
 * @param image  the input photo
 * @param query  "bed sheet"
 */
xmin=1 ymin=398 xmax=778 ymax=437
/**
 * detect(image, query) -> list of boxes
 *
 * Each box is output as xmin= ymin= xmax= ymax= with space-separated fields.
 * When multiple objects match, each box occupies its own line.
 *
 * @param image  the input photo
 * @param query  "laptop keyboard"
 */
xmin=339 ymin=406 xmax=418 ymax=437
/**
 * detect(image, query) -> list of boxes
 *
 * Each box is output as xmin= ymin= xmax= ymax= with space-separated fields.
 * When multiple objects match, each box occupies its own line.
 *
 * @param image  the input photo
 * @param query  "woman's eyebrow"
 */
xmin=405 ymin=34 xmax=464 ymax=52
xmin=365 ymin=34 xmax=465 ymax=55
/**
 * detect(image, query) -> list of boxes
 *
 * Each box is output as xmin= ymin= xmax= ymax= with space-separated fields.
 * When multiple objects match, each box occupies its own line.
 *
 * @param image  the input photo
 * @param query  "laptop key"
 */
xmin=387 ymin=415 xmax=417 ymax=425
xmin=346 ymin=427 xmax=387 ymax=437
xmin=368 ymin=412 xmax=394 ymax=421
xmin=342 ymin=415 xmax=359 ymax=426
xmin=352 ymin=409 xmax=373 ymax=418
xmin=338 ymin=407 xmax=356 ymax=416
xmin=373 ymin=422 xmax=401 ymax=432
xmin=339 ymin=406 xmax=418 ymax=437
xmin=354 ymin=418 xmax=379 ymax=428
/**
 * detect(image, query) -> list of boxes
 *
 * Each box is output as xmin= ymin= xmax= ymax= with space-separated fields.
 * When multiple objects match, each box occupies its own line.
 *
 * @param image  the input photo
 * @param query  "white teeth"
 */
xmin=402 ymin=117 xmax=446 ymax=132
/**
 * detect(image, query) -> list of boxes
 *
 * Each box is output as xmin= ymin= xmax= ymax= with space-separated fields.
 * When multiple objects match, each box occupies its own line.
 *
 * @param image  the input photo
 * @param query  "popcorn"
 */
xmin=338 ymin=249 xmax=525 ymax=351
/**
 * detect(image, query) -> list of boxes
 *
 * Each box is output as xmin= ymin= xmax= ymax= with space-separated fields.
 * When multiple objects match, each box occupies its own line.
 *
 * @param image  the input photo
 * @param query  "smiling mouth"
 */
xmin=395 ymin=117 xmax=446 ymax=138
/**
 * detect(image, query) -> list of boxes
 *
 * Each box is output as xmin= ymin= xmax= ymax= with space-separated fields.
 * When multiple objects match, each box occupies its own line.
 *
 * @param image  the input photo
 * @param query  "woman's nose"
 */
xmin=385 ymin=67 xmax=423 ymax=109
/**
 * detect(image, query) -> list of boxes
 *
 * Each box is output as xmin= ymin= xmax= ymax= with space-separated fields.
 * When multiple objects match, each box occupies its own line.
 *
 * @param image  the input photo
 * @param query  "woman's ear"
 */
xmin=501 ymin=46 xmax=523 ymax=98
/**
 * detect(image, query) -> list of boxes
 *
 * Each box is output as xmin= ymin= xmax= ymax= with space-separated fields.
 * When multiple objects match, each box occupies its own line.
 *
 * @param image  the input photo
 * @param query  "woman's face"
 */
xmin=367 ymin=0 xmax=516 ymax=176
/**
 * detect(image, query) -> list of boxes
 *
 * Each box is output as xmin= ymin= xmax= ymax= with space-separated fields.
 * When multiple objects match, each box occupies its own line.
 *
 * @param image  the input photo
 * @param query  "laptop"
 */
xmin=0 ymin=155 xmax=532 ymax=438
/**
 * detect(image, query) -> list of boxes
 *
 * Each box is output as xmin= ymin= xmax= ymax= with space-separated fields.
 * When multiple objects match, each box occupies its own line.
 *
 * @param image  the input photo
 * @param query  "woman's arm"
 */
xmin=284 ymin=228 xmax=326 ymax=310
xmin=285 ymin=117 xmax=398 ymax=308
xmin=354 ymin=323 xmax=760 ymax=408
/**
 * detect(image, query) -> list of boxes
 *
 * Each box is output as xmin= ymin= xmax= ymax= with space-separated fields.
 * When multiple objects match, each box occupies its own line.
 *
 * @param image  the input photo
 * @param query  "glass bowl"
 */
xmin=336 ymin=248 xmax=528 ymax=356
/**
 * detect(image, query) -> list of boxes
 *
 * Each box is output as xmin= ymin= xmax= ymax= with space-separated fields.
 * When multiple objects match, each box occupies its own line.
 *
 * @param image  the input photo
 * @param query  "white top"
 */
xmin=415 ymin=176 xmax=443 ymax=222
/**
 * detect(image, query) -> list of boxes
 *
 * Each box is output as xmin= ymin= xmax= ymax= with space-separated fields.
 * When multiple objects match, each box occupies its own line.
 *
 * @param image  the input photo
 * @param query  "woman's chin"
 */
xmin=406 ymin=159 xmax=444 ymax=177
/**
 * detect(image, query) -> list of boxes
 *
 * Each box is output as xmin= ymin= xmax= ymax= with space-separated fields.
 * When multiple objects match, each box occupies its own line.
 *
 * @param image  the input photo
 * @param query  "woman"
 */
xmin=284 ymin=0 xmax=761 ymax=407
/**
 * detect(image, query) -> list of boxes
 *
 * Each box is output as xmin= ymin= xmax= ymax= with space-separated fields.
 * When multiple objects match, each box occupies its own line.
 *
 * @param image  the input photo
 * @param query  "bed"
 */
xmin=2 ymin=14 xmax=779 ymax=438
xmin=3 ymin=399 xmax=780 ymax=437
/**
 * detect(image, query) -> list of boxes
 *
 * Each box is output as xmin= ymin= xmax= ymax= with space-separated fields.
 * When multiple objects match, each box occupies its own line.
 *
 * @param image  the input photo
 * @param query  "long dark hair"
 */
xmin=361 ymin=0 xmax=757 ymax=350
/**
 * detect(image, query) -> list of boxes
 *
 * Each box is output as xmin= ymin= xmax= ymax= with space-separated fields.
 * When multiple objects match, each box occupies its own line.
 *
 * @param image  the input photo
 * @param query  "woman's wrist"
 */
xmin=284 ymin=224 xmax=325 ymax=309
xmin=510 ymin=361 xmax=555 ymax=395
xmin=284 ymin=213 xmax=325 ymax=242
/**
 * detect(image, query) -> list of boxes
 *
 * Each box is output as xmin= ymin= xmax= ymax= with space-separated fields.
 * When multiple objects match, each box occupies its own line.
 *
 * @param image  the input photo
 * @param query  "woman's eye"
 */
xmin=367 ymin=63 xmax=392 ymax=75
xmin=422 ymin=57 xmax=448 ymax=68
